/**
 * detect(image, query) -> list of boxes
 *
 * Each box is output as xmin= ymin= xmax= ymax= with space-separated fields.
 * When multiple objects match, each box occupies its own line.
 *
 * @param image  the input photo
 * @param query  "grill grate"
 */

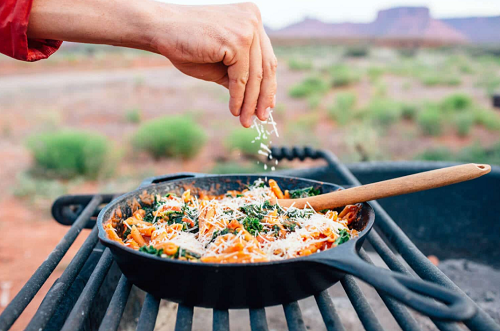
xmin=1 ymin=147 xmax=499 ymax=331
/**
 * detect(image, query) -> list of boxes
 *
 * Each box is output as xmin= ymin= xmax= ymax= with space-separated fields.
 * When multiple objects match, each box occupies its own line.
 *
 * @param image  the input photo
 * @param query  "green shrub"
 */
xmin=27 ymin=131 xmax=112 ymax=178
xmin=453 ymin=112 xmax=475 ymax=137
xmin=225 ymin=128 xmax=263 ymax=156
xmin=330 ymin=64 xmax=361 ymax=87
xmin=420 ymin=72 xmax=461 ymax=87
xmin=344 ymin=46 xmax=369 ymax=58
xmin=13 ymin=172 xmax=68 ymax=202
xmin=398 ymin=48 xmax=418 ymax=58
xmin=476 ymin=74 xmax=500 ymax=96
xmin=417 ymin=104 xmax=444 ymax=136
xmin=415 ymin=142 xmax=500 ymax=165
xmin=401 ymin=103 xmax=418 ymax=120
xmin=211 ymin=161 xmax=266 ymax=174
xmin=288 ymin=58 xmax=313 ymax=71
xmin=474 ymin=108 xmax=500 ymax=131
xmin=132 ymin=115 xmax=206 ymax=159
xmin=441 ymin=94 xmax=473 ymax=113
xmin=366 ymin=99 xmax=402 ymax=127
xmin=367 ymin=67 xmax=384 ymax=82
xmin=415 ymin=147 xmax=455 ymax=161
xmin=328 ymin=92 xmax=357 ymax=125
xmin=125 ymin=107 xmax=141 ymax=123
xmin=307 ymin=94 xmax=322 ymax=110
xmin=289 ymin=76 xmax=329 ymax=98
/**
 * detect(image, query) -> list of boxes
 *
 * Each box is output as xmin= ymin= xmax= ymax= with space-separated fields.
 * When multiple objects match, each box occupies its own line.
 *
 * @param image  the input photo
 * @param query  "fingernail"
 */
xmin=265 ymin=107 xmax=271 ymax=119
xmin=272 ymin=95 xmax=276 ymax=107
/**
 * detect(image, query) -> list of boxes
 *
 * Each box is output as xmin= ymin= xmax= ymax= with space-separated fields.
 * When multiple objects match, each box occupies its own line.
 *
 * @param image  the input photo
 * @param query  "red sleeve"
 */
xmin=0 ymin=0 xmax=62 ymax=62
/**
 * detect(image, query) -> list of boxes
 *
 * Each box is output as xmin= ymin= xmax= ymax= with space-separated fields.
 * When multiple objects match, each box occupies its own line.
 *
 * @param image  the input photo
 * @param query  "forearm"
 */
xmin=27 ymin=0 xmax=160 ymax=53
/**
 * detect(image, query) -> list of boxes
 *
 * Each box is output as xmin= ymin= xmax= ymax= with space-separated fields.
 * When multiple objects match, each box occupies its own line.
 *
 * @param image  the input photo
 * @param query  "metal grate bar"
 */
xmin=317 ymin=149 xmax=499 ymax=331
xmin=136 ymin=294 xmax=160 ymax=331
xmin=283 ymin=301 xmax=307 ymax=331
xmin=174 ymin=305 xmax=194 ymax=331
xmin=341 ymin=275 xmax=385 ymax=331
xmin=249 ymin=308 xmax=268 ymax=331
xmin=314 ymin=290 xmax=346 ymax=331
xmin=358 ymin=248 xmax=421 ymax=331
xmin=370 ymin=203 xmax=500 ymax=331
xmin=60 ymin=248 xmax=114 ymax=331
xmin=366 ymin=230 xmax=463 ymax=331
xmin=25 ymin=226 xmax=100 ymax=331
xmin=98 ymin=275 xmax=132 ymax=331
xmin=0 ymin=195 xmax=102 ymax=331
xmin=213 ymin=309 xmax=230 ymax=331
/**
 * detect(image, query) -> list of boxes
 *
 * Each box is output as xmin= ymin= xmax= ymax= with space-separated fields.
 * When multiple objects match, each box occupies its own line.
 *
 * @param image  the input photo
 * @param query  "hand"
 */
xmin=151 ymin=3 xmax=277 ymax=127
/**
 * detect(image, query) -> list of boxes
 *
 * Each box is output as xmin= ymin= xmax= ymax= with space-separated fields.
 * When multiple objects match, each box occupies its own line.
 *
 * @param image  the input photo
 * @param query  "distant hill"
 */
xmin=269 ymin=7 xmax=500 ymax=45
xmin=442 ymin=16 xmax=500 ymax=44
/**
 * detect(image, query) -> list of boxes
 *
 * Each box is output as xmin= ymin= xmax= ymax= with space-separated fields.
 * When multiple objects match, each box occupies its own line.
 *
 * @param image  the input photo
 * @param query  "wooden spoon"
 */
xmin=278 ymin=163 xmax=491 ymax=210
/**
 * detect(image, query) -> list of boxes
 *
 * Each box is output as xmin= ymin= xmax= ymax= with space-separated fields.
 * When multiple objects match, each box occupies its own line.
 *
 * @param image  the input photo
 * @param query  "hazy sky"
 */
xmin=162 ymin=0 xmax=500 ymax=29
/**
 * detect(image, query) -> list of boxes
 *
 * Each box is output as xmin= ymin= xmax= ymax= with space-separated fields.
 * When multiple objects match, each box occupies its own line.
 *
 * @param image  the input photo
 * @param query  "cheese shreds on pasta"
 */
xmin=105 ymin=179 xmax=360 ymax=263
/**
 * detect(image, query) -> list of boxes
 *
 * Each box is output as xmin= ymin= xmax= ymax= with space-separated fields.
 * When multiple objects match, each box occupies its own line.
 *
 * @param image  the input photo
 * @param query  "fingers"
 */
xmin=226 ymin=49 xmax=250 ymax=117
xmin=240 ymin=33 xmax=263 ymax=127
xmin=256 ymin=27 xmax=278 ymax=121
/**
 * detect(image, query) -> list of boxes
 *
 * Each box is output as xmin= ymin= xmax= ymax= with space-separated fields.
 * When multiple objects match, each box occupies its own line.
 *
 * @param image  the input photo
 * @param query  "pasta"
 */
xmin=105 ymin=179 xmax=360 ymax=263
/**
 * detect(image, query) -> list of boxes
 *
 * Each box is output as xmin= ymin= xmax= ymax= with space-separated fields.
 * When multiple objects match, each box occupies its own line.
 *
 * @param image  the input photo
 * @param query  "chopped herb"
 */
xmin=209 ymin=228 xmax=231 ymax=245
xmin=122 ymin=227 xmax=131 ymax=239
xmin=282 ymin=221 xmax=299 ymax=232
xmin=320 ymin=209 xmax=329 ymax=213
xmin=139 ymin=245 xmax=163 ymax=257
xmin=248 ymin=180 xmax=265 ymax=189
xmin=142 ymin=196 xmax=160 ymax=223
xmin=242 ymin=217 xmax=263 ymax=236
xmin=335 ymin=229 xmax=351 ymax=245
xmin=289 ymin=187 xmax=321 ymax=199
xmin=272 ymin=224 xmax=281 ymax=237
xmin=236 ymin=194 xmax=244 ymax=198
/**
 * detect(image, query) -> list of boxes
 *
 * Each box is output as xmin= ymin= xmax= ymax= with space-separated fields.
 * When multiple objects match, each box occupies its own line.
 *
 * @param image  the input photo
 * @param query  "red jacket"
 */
xmin=0 ymin=0 xmax=61 ymax=61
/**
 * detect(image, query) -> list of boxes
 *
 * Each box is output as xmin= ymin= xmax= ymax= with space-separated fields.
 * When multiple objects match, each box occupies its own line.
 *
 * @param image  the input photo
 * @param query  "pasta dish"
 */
xmin=105 ymin=179 xmax=360 ymax=263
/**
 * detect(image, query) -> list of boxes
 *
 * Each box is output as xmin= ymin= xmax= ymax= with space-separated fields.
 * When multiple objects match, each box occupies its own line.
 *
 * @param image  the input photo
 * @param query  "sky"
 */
xmin=162 ymin=0 xmax=500 ymax=29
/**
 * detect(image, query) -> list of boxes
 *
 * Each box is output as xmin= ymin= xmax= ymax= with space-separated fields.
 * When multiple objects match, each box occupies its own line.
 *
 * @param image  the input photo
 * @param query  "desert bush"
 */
xmin=330 ymin=64 xmax=361 ymax=87
xmin=398 ymin=48 xmax=418 ymax=58
xmin=288 ymin=76 xmax=329 ymax=98
xmin=307 ymin=94 xmax=322 ymax=110
xmin=474 ymin=108 xmax=500 ymax=131
xmin=288 ymin=57 xmax=313 ymax=71
xmin=132 ymin=115 xmax=206 ymax=159
xmin=328 ymin=92 xmax=357 ymax=125
xmin=125 ymin=107 xmax=141 ymax=123
xmin=417 ymin=104 xmax=444 ymax=136
xmin=415 ymin=147 xmax=455 ymax=161
xmin=211 ymin=161 xmax=266 ymax=174
xmin=13 ymin=172 xmax=68 ymax=202
xmin=401 ymin=103 xmax=418 ymax=120
xmin=476 ymin=74 xmax=500 ymax=96
xmin=416 ymin=142 xmax=500 ymax=165
xmin=225 ymin=128 xmax=263 ymax=156
xmin=420 ymin=72 xmax=461 ymax=87
xmin=366 ymin=98 xmax=402 ymax=127
xmin=27 ymin=130 xmax=112 ymax=179
xmin=367 ymin=67 xmax=384 ymax=82
xmin=441 ymin=94 xmax=473 ymax=113
xmin=453 ymin=112 xmax=475 ymax=137
xmin=344 ymin=46 xmax=369 ymax=58
xmin=344 ymin=122 xmax=384 ymax=162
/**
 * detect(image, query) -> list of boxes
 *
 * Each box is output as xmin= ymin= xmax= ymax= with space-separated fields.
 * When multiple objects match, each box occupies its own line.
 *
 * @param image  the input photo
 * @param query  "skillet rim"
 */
xmin=97 ymin=174 xmax=375 ymax=268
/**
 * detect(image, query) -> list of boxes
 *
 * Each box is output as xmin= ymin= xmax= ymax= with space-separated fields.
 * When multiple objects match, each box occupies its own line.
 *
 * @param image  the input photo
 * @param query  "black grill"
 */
xmin=1 ymin=147 xmax=499 ymax=331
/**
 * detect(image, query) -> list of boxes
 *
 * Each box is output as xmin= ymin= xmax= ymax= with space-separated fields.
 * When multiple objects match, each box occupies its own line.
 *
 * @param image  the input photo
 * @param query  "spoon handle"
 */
xmin=278 ymin=163 xmax=491 ymax=210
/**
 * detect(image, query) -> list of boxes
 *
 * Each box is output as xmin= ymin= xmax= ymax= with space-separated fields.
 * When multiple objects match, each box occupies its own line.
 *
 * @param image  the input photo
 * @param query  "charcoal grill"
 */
xmin=1 ymin=147 xmax=499 ymax=331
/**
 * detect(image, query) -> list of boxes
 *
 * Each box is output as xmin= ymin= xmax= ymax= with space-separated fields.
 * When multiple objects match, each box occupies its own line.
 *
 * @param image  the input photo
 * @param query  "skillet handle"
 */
xmin=139 ymin=172 xmax=206 ymax=187
xmin=311 ymin=255 xmax=476 ymax=321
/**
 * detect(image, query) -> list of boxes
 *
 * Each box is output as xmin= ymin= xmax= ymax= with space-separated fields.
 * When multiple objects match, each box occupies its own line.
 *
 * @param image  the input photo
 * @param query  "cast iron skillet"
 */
xmin=97 ymin=173 xmax=475 ymax=321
